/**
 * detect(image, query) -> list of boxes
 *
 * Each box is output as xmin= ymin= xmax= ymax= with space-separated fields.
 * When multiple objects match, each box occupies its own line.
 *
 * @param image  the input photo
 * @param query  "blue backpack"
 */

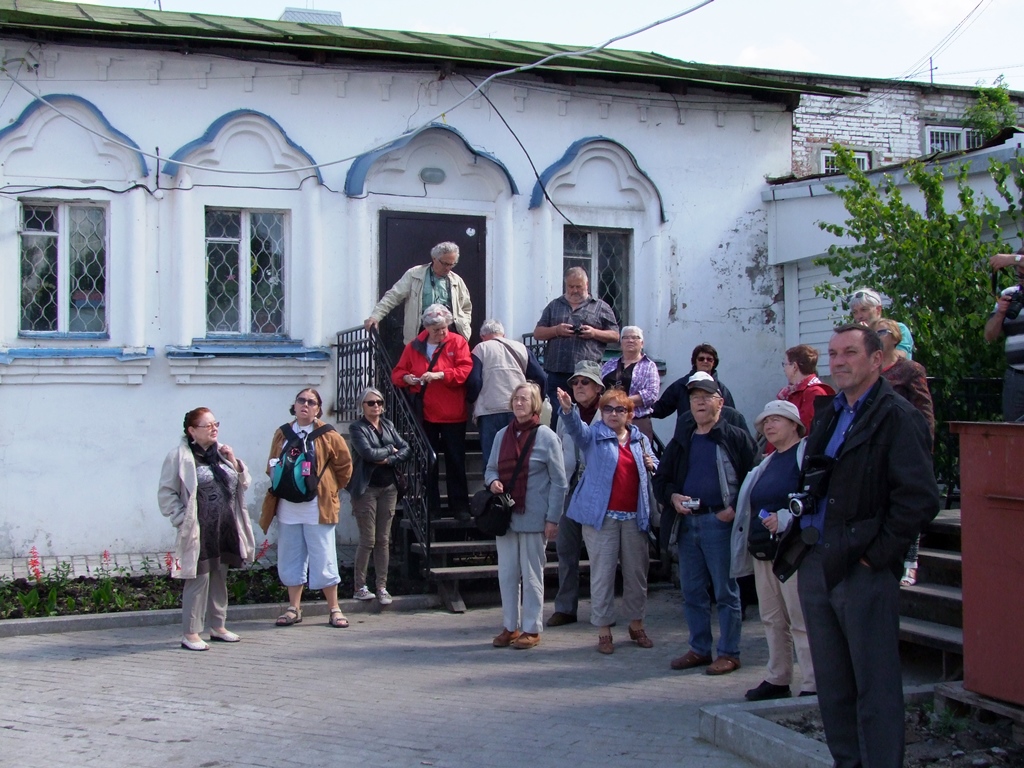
xmin=270 ymin=423 xmax=336 ymax=503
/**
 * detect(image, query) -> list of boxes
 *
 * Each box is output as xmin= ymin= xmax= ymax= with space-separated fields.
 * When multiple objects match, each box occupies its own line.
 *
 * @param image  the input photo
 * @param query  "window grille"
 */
xmin=563 ymin=227 xmax=630 ymax=324
xmin=205 ymin=209 xmax=286 ymax=335
xmin=19 ymin=202 xmax=107 ymax=334
xmin=821 ymin=150 xmax=870 ymax=175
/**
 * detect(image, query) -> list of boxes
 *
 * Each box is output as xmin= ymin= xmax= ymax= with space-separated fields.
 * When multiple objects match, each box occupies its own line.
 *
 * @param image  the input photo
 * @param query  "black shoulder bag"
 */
xmin=470 ymin=428 xmax=537 ymax=537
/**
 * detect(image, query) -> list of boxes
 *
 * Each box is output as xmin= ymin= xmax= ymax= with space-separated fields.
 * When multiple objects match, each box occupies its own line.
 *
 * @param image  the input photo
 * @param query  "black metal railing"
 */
xmin=335 ymin=325 xmax=437 ymax=561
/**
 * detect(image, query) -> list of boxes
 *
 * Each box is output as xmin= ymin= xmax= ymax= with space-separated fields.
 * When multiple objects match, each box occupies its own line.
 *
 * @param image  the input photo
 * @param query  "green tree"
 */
xmin=963 ymin=76 xmax=1020 ymax=142
xmin=816 ymin=146 xmax=1024 ymax=479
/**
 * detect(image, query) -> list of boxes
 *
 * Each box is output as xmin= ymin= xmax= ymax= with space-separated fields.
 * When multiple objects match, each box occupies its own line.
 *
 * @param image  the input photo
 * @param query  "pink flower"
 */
xmin=102 ymin=550 xmax=111 ymax=563
xmin=164 ymin=551 xmax=173 ymax=573
xmin=255 ymin=539 xmax=270 ymax=562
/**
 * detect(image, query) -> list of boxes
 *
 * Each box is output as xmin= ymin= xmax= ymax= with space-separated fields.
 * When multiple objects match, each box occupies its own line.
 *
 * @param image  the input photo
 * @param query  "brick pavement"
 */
xmin=0 ymin=586 xmax=773 ymax=768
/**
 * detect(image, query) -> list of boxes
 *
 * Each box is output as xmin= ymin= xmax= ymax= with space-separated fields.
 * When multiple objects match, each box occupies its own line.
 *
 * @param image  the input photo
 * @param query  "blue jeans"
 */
xmin=477 ymin=412 xmax=512 ymax=467
xmin=677 ymin=512 xmax=742 ymax=658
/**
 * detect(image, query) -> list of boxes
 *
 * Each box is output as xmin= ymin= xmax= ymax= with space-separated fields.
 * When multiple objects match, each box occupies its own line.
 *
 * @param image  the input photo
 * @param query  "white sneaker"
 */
xmin=377 ymin=588 xmax=393 ymax=606
xmin=353 ymin=586 xmax=375 ymax=601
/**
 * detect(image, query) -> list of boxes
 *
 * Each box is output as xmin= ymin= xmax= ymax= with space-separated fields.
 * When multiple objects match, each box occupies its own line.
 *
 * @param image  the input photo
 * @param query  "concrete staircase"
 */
xmin=898 ymin=508 xmax=963 ymax=676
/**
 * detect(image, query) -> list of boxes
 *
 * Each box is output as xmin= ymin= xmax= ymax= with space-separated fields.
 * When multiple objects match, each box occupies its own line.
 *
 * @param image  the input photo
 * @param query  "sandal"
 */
xmin=597 ymin=634 xmax=614 ymax=655
xmin=628 ymin=626 xmax=654 ymax=649
xmin=275 ymin=606 xmax=302 ymax=627
xmin=900 ymin=567 xmax=917 ymax=587
xmin=328 ymin=608 xmax=349 ymax=628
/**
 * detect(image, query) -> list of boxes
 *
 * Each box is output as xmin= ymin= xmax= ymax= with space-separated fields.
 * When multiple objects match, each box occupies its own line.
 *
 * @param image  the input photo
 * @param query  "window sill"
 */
xmin=165 ymin=341 xmax=331 ymax=385
xmin=0 ymin=347 xmax=154 ymax=385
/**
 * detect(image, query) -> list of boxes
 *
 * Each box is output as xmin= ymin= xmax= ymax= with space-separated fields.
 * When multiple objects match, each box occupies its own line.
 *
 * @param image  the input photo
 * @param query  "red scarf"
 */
xmin=497 ymin=414 xmax=540 ymax=513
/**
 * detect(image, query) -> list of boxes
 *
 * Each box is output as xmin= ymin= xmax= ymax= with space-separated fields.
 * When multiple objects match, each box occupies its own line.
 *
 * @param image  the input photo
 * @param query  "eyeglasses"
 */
xmin=363 ymin=399 xmax=385 ymax=407
xmin=195 ymin=422 xmax=220 ymax=430
xmin=295 ymin=397 xmax=318 ymax=406
xmin=696 ymin=355 xmax=716 ymax=363
xmin=848 ymin=290 xmax=881 ymax=305
xmin=876 ymin=329 xmax=892 ymax=336
xmin=437 ymin=260 xmax=457 ymax=269
xmin=601 ymin=405 xmax=628 ymax=415
xmin=511 ymin=395 xmax=532 ymax=404
xmin=689 ymin=393 xmax=720 ymax=402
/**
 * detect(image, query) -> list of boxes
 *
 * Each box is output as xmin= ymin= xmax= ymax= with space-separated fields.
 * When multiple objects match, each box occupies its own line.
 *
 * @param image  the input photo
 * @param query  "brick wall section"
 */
xmin=764 ymin=73 xmax=1024 ymax=177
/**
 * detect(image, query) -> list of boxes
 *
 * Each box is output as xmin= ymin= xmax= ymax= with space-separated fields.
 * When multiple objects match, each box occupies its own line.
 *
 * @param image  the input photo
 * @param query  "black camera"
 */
xmin=1006 ymin=288 xmax=1024 ymax=320
xmin=787 ymin=492 xmax=813 ymax=517
xmin=571 ymin=322 xmax=584 ymax=336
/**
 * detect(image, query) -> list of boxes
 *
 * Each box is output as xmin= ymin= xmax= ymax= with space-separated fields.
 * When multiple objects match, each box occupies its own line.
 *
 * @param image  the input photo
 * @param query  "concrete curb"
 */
xmin=0 ymin=593 xmax=442 ymax=638
xmin=698 ymin=684 xmax=936 ymax=768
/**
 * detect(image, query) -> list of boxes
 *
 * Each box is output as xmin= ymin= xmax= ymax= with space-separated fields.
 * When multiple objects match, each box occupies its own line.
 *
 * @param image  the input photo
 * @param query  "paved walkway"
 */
xmin=0 ymin=586 xmax=770 ymax=768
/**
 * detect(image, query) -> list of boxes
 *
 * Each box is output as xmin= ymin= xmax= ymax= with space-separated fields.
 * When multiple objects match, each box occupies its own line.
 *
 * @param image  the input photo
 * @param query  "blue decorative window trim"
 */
xmin=0 ymin=346 xmax=153 ymax=365
xmin=166 ymin=340 xmax=330 ymax=361
xmin=345 ymin=123 xmax=519 ymax=197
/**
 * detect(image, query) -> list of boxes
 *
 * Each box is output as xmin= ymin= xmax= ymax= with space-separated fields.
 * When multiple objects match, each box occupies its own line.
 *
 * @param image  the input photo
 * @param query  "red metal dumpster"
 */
xmin=950 ymin=421 xmax=1024 ymax=707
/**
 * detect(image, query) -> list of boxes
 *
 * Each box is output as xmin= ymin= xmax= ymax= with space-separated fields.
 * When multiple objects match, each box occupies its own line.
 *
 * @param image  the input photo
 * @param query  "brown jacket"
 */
xmin=259 ymin=419 xmax=353 ymax=533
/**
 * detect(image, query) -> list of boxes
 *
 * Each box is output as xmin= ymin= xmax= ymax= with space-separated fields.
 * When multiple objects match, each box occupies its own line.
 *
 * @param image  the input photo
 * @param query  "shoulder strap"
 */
xmin=308 ymin=424 xmax=336 ymax=441
xmin=280 ymin=423 xmax=300 ymax=446
xmin=509 ymin=428 xmax=538 ymax=488
xmin=495 ymin=337 xmax=528 ymax=374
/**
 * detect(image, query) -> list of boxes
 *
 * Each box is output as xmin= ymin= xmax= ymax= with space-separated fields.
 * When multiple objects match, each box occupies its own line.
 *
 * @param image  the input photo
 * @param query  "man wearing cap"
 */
xmin=797 ymin=324 xmax=937 ymax=768
xmin=364 ymin=242 xmax=473 ymax=344
xmin=986 ymin=249 xmax=1024 ymax=421
xmin=533 ymin=267 xmax=619 ymax=429
xmin=547 ymin=360 xmax=605 ymax=627
xmin=848 ymin=287 xmax=913 ymax=359
xmin=733 ymin=400 xmax=816 ymax=701
xmin=653 ymin=371 xmax=757 ymax=675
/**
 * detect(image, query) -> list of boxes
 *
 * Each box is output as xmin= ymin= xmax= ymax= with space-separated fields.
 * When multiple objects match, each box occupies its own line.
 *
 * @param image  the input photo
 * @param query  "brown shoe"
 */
xmin=706 ymin=655 xmax=742 ymax=675
xmin=670 ymin=650 xmax=713 ymax=670
xmin=628 ymin=627 xmax=654 ymax=649
xmin=511 ymin=632 xmax=540 ymax=650
xmin=493 ymin=628 xmax=522 ymax=648
xmin=597 ymin=634 xmax=614 ymax=655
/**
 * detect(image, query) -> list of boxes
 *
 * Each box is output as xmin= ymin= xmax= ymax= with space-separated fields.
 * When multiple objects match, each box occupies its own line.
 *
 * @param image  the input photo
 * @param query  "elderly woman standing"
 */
xmin=732 ymin=401 xmax=816 ymax=699
xmin=159 ymin=408 xmax=256 ymax=651
xmin=349 ymin=387 xmax=412 ymax=605
xmin=557 ymin=386 xmax=657 ymax=654
xmin=872 ymin=317 xmax=935 ymax=586
xmin=260 ymin=388 xmax=353 ymax=628
xmin=485 ymin=382 xmax=567 ymax=649
xmin=850 ymin=287 xmax=914 ymax=358
xmin=601 ymin=325 xmax=660 ymax=440
xmin=392 ymin=304 xmax=474 ymax=520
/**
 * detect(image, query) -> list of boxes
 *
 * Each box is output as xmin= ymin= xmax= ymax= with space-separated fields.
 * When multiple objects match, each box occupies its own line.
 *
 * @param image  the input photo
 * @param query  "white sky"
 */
xmin=74 ymin=0 xmax=1024 ymax=92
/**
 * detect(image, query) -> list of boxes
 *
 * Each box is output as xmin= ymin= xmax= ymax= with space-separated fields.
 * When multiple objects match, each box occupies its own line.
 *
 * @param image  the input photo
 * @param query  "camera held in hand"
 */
xmin=571 ymin=322 xmax=584 ymax=336
xmin=1006 ymin=287 xmax=1024 ymax=320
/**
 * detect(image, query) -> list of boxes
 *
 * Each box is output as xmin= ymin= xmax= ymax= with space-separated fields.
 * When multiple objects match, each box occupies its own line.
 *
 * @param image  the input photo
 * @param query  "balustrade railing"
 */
xmin=335 ymin=325 xmax=436 ymax=562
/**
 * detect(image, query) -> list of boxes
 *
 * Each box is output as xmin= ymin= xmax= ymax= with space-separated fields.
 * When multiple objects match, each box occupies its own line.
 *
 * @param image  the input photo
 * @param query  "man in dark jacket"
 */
xmin=797 ymin=324 xmax=938 ymax=768
xmin=653 ymin=372 xmax=757 ymax=676
xmin=651 ymin=343 xmax=748 ymax=440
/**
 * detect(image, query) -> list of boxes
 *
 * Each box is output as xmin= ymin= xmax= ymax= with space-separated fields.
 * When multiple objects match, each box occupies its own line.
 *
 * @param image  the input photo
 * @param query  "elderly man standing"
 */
xmin=986 ymin=249 xmax=1024 ymax=422
xmin=795 ymin=324 xmax=937 ymax=768
xmin=547 ymin=359 xmax=605 ymax=627
xmin=653 ymin=371 xmax=756 ymax=675
xmin=468 ymin=319 xmax=547 ymax=464
xmin=533 ymin=267 xmax=619 ymax=428
xmin=365 ymin=242 xmax=472 ymax=344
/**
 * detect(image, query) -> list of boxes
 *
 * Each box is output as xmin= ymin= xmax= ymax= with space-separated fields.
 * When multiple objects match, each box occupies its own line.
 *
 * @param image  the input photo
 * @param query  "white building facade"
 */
xmin=0 ymin=1 xmax=827 ymax=557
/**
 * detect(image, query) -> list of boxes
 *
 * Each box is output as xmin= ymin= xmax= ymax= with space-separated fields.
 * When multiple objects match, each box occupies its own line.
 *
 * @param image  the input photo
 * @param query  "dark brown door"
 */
xmin=378 ymin=211 xmax=486 ymax=362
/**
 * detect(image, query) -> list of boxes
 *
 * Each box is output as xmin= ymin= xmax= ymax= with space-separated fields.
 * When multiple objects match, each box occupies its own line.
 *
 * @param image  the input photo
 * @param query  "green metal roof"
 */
xmin=0 ymin=0 xmax=850 ymax=102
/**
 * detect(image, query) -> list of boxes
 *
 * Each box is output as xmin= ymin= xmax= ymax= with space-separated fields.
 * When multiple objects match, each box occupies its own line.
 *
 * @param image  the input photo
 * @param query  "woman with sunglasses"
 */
xmin=159 ymin=408 xmax=256 ymax=651
xmin=556 ymin=387 xmax=657 ymax=654
xmin=259 ymin=388 xmax=353 ymax=628
xmin=348 ymin=387 xmax=411 ymax=605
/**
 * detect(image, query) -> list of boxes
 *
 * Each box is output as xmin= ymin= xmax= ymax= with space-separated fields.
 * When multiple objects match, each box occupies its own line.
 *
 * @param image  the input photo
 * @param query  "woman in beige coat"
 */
xmin=158 ymin=408 xmax=256 ymax=651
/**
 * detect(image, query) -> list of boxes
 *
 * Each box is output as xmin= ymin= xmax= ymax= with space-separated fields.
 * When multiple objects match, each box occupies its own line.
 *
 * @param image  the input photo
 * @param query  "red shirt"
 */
xmin=607 ymin=442 xmax=640 ymax=512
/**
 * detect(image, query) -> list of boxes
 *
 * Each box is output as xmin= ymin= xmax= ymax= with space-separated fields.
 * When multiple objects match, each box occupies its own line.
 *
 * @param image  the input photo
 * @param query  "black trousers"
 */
xmin=798 ymin=548 xmax=905 ymax=768
xmin=423 ymin=420 xmax=468 ymax=515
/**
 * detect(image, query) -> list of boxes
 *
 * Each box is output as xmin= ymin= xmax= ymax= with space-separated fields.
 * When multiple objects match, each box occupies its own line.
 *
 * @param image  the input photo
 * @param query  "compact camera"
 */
xmin=787 ymin=492 xmax=813 ymax=517
xmin=680 ymin=498 xmax=701 ymax=510
xmin=1006 ymin=287 xmax=1024 ymax=320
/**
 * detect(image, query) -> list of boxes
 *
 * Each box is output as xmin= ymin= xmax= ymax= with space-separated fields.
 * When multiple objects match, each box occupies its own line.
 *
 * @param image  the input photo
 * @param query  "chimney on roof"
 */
xmin=279 ymin=7 xmax=344 ymax=26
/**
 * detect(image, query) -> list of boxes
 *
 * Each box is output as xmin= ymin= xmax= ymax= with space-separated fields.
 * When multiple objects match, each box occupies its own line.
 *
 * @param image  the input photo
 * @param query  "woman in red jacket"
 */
xmin=776 ymin=345 xmax=834 ymax=435
xmin=393 ymin=304 xmax=474 ymax=520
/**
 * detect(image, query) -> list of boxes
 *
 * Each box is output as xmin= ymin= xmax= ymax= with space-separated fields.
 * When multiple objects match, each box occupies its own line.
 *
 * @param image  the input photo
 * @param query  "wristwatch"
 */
xmin=1016 ymin=254 xmax=1022 ymax=264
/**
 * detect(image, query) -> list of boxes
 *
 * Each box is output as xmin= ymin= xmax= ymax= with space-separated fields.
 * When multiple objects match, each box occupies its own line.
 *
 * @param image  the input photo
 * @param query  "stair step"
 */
xmin=899 ymin=616 xmax=964 ymax=654
xmin=412 ymin=540 xmax=561 ymax=556
xmin=899 ymin=582 xmax=963 ymax=628
xmin=917 ymin=547 xmax=962 ymax=567
xmin=430 ymin=560 xmax=591 ymax=580
xmin=902 ymin=582 xmax=962 ymax=601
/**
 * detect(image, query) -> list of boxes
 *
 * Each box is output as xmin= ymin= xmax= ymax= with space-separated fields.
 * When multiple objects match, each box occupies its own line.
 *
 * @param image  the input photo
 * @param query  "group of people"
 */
xmin=158 ymin=236 xmax=946 ymax=768
xmin=158 ymin=386 xmax=412 ymax=648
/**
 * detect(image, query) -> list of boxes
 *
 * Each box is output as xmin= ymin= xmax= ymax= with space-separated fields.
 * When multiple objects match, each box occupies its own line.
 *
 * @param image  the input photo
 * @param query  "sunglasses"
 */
xmin=295 ymin=397 xmax=318 ymax=406
xmin=363 ymin=399 xmax=385 ymax=407
xmin=601 ymin=405 xmax=628 ymax=415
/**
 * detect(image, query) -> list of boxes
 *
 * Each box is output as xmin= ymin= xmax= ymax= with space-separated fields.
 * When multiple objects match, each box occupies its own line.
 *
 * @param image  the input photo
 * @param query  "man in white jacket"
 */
xmin=364 ymin=242 xmax=472 ymax=343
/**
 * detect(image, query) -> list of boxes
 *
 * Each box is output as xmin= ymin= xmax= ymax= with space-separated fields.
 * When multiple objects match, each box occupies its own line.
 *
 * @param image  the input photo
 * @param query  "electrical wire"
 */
xmin=0 ymin=0 xmax=716 ymax=177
